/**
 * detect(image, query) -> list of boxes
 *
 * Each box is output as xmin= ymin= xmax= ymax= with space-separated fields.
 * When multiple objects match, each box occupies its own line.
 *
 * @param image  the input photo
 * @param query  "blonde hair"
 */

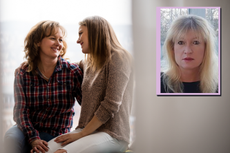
xmin=24 ymin=20 xmax=67 ymax=74
xmin=162 ymin=15 xmax=218 ymax=93
xmin=79 ymin=16 xmax=130 ymax=72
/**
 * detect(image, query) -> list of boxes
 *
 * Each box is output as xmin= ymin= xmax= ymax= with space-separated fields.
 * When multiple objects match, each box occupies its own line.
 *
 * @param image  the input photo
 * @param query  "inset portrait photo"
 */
xmin=156 ymin=7 xmax=221 ymax=95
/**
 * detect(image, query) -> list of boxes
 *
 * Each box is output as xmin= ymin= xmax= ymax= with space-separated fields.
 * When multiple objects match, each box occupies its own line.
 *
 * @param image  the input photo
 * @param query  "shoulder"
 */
xmin=16 ymin=64 xmax=29 ymax=76
xmin=78 ymin=60 xmax=86 ymax=70
xmin=111 ymin=49 xmax=132 ymax=61
xmin=107 ymin=50 xmax=132 ymax=73
xmin=60 ymin=58 xmax=82 ymax=74
xmin=69 ymin=62 xmax=81 ymax=71
xmin=109 ymin=50 xmax=132 ymax=68
xmin=160 ymin=72 xmax=173 ymax=93
xmin=160 ymin=72 xmax=167 ymax=82
xmin=160 ymin=72 xmax=167 ymax=93
xmin=15 ymin=65 xmax=34 ymax=85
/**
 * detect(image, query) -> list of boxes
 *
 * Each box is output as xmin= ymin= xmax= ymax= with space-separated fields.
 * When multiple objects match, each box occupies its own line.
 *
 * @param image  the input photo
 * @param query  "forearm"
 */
xmin=14 ymin=75 xmax=40 ymax=143
xmin=80 ymin=115 xmax=103 ymax=137
xmin=14 ymin=109 xmax=40 ymax=143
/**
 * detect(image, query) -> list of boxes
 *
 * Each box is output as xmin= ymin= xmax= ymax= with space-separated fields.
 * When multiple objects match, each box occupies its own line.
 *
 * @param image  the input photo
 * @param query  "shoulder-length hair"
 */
xmin=79 ymin=16 xmax=130 ymax=72
xmin=24 ymin=20 xmax=67 ymax=74
xmin=161 ymin=15 xmax=218 ymax=93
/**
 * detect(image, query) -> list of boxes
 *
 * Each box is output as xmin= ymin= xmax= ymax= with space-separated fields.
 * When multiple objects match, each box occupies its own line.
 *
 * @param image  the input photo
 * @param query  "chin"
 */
xmin=51 ymin=54 xmax=60 ymax=59
xmin=82 ymin=50 xmax=88 ymax=54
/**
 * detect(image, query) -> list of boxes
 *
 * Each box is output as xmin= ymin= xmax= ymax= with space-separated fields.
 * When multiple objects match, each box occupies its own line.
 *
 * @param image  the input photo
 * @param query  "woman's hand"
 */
xmin=30 ymin=139 xmax=49 ymax=153
xmin=54 ymin=132 xmax=84 ymax=146
xmin=54 ymin=149 xmax=67 ymax=153
xmin=15 ymin=61 xmax=28 ymax=76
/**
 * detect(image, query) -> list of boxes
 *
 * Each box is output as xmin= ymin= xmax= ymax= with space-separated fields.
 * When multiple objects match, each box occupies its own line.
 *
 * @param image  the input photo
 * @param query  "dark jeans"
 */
xmin=4 ymin=125 xmax=55 ymax=153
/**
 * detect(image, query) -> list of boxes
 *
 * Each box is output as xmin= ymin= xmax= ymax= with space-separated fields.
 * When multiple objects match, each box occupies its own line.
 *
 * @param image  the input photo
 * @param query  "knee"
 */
xmin=4 ymin=126 xmax=25 ymax=145
xmin=4 ymin=132 xmax=15 ymax=144
xmin=4 ymin=127 xmax=28 ymax=153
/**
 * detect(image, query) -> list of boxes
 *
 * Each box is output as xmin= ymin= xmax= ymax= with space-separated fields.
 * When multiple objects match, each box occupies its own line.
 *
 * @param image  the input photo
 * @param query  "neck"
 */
xmin=180 ymin=68 xmax=200 ymax=82
xmin=38 ymin=56 xmax=58 ymax=79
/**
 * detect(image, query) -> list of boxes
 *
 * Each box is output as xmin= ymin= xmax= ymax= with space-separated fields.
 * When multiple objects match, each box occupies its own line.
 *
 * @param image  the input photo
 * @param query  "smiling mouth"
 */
xmin=51 ymin=47 xmax=59 ymax=52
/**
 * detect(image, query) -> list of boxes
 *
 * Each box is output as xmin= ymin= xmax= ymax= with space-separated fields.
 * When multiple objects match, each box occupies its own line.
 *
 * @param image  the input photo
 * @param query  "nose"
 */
xmin=77 ymin=37 xmax=81 ymax=44
xmin=55 ymin=39 xmax=62 ymax=46
xmin=55 ymin=40 xmax=63 ymax=50
xmin=184 ymin=44 xmax=192 ymax=54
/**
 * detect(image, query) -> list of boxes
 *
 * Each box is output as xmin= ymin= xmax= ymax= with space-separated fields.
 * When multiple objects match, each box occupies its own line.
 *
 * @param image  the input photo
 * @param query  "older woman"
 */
xmin=4 ymin=20 xmax=82 ymax=153
xmin=161 ymin=15 xmax=218 ymax=93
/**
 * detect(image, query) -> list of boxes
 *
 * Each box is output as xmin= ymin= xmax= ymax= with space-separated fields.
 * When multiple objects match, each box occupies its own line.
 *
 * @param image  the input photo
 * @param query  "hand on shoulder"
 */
xmin=14 ymin=61 xmax=28 ymax=76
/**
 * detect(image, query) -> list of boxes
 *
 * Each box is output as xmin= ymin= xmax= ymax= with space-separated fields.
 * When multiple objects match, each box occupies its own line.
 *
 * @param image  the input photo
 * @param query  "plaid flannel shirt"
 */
xmin=13 ymin=56 xmax=82 ymax=143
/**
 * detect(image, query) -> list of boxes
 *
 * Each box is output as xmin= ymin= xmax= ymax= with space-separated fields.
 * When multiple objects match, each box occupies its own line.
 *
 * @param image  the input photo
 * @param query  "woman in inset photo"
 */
xmin=160 ymin=14 xmax=219 ymax=93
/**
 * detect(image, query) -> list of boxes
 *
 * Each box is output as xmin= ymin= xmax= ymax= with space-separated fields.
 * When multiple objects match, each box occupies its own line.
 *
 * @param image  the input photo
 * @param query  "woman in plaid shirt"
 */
xmin=4 ymin=21 xmax=83 ymax=153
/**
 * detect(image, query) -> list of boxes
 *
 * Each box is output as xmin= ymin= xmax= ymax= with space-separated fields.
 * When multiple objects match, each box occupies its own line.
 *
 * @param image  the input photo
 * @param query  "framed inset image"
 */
xmin=156 ymin=7 xmax=221 ymax=95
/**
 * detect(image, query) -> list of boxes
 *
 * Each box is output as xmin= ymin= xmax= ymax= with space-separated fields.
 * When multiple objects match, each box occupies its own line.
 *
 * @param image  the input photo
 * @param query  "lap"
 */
xmin=4 ymin=125 xmax=56 ymax=153
xmin=47 ymin=128 xmax=127 ymax=153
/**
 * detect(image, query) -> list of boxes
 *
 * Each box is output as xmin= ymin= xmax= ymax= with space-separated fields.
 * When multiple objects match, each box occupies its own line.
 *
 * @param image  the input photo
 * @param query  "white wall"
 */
xmin=0 ymin=0 xmax=4 ymax=151
xmin=133 ymin=0 xmax=230 ymax=153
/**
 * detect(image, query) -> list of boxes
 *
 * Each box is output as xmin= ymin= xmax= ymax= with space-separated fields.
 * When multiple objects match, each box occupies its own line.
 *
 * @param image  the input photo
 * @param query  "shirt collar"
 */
xmin=54 ymin=56 xmax=63 ymax=72
xmin=35 ymin=56 xmax=65 ymax=74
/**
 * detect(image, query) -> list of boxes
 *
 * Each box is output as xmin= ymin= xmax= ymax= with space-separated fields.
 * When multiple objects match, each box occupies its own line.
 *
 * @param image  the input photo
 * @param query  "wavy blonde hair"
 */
xmin=79 ymin=16 xmax=131 ymax=72
xmin=161 ymin=15 xmax=218 ymax=93
xmin=24 ymin=20 xmax=67 ymax=74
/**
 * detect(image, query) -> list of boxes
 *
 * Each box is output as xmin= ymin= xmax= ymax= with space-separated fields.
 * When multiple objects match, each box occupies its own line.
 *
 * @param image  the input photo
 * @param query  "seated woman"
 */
xmin=4 ymin=20 xmax=82 ymax=153
xmin=44 ymin=16 xmax=134 ymax=153
xmin=161 ymin=15 xmax=218 ymax=93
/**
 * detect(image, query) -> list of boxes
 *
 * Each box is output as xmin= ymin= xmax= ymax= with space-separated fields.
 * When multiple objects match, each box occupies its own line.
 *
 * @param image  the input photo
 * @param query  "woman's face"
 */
xmin=77 ymin=25 xmax=89 ymax=54
xmin=38 ymin=28 xmax=63 ymax=59
xmin=173 ymin=30 xmax=206 ymax=72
